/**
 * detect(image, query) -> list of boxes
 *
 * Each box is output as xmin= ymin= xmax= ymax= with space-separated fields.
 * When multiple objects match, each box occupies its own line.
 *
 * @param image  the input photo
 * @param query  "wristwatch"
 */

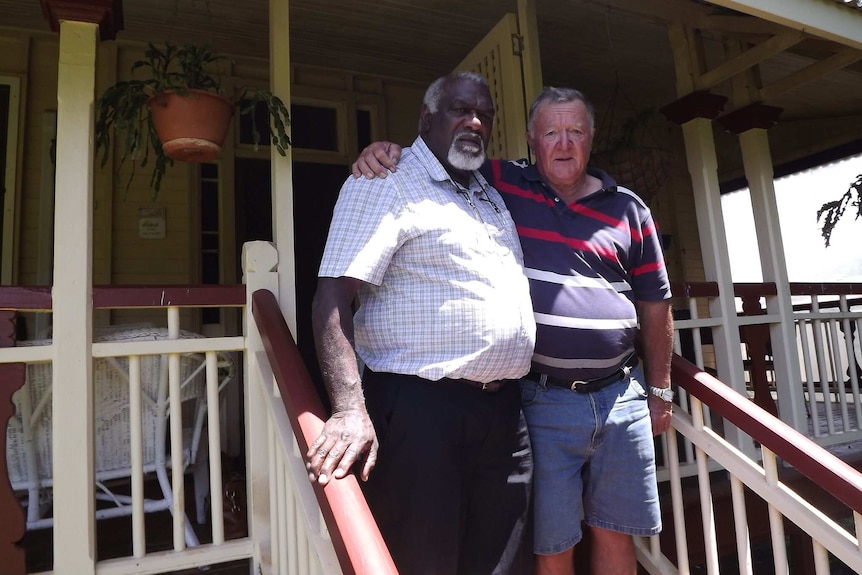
xmin=648 ymin=386 xmax=675 ymax=402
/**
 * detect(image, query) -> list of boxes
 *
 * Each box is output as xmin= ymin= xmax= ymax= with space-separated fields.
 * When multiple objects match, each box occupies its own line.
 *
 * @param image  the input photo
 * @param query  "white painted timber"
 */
xmin=271 ymin=0 xmax=298 ymax=336
xmin=668 ymin=22 xmax=751 ymax=454
xmin=706 ymin=0 xmax=862 ymax=50
xmin=739 ymin=129 xmax=807 ymax=432
xmin=244 ymin=240 xmax=279 ymax=571
xmin=51 ymin=20 xmax=98 ymax=575
xmin=680 ymin=119 xmax=751 ymax=453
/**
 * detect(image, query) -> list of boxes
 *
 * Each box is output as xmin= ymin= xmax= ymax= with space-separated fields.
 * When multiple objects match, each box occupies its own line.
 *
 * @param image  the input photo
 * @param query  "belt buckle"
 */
xmin=569 ymin=379 xmax=588 ymax=392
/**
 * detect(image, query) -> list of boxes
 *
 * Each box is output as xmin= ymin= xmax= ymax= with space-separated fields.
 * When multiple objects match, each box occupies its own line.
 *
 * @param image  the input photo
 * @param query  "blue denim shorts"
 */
xmin=519 ymin=365 xmax=661 ymax=555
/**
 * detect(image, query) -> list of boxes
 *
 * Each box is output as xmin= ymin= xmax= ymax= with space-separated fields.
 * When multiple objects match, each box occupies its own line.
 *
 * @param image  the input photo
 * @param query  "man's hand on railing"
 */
xmin=306 ymin=408 xmax=379 ymax=485
xmin=648 ymin=396 xmax=673 ymax=436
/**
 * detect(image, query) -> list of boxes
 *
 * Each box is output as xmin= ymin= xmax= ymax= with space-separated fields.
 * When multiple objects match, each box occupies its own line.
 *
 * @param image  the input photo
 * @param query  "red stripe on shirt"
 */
xmin=632 ymin=260 xmax=665 ymax=276
xmin=517 ymin=226 xmax=619 ymax=260
xmin=491 ymin=161 xmax=556 ymax=205
xmin=570 ymin=203 xmax=644 ymax=242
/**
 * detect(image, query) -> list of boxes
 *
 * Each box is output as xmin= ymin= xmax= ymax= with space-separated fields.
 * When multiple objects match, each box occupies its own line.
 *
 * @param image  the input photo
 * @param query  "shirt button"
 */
xmin=554 ymin=197 xmax=560 ymax=202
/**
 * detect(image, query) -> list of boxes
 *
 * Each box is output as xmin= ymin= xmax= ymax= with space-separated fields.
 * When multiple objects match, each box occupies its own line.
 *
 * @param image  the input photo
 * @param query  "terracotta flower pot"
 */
xmin=147 ymin=89 xmax=236 ymax=162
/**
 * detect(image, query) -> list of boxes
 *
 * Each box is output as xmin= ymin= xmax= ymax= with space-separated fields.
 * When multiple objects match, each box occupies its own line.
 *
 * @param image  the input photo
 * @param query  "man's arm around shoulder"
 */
xmin=307 ymin=276 xmax=378 ymax=485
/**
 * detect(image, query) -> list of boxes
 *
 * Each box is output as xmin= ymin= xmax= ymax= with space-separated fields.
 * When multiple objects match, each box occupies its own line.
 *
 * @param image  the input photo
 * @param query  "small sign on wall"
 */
xmin=138 ymin=207 xmax=166 ymax=239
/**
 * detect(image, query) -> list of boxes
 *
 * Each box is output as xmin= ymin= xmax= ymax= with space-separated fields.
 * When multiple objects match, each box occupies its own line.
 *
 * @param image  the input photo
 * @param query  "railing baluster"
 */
xmin=666 ymin=427 xmax=690 ymax=574
xmin=811 ymin=298 xmax=837 ymax=435
xmin=839 ymin=296 xmax=862 ymax=427
xmin=856 ymin=511 xmax=862 ymax=553
xmin=279 ymin=451 xmax=291 ymax=575
xmin=692 ymin=396 xmax=720 ymax=575
xmin=268 ymin=416 xmax=280 ymax=573
xmin=811 ymin=540 xmax=830 ymax=575
xmin=797 ymin=321 xmax=820 ymax=435
xmin=828 ymin=315 xmax=851 ymax=431
xmin=129 ymin=355 xmax=146 ymax=557
xmin=168 ymin=307 xmax=186 ymax=551
xmin=206 ymin=351 xmax=225 ymax=544
xmin=729 ymin=475 xmax=753 ymax=575
xmin=762 ymin=448 xmax=789 ymax=575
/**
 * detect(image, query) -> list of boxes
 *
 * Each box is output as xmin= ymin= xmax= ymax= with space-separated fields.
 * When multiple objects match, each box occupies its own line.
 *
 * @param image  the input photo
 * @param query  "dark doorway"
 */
xmin=235 ymin=158 xmax=348 ymax=398
xmin=0 ymin=84 xmax=9 ymax=263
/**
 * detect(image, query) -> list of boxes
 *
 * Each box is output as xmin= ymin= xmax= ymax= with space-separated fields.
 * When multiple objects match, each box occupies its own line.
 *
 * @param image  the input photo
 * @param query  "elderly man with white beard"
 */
xmin=307 ymin=71 xmax=537 ymax=575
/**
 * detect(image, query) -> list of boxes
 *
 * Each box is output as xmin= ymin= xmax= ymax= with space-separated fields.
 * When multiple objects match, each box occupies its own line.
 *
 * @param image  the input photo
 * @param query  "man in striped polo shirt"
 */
xmin=353 ymin=87 xmax=675 ymax=575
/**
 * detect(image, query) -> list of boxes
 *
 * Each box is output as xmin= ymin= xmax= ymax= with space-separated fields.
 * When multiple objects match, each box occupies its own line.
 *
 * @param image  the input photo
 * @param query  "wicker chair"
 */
xmin=4 ymin=327 xmax=235 ymax=546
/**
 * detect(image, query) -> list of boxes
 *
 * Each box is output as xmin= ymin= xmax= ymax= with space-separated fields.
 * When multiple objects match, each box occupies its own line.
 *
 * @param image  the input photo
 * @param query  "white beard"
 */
xmin=448 ymin=140 xmax=485 ymax=171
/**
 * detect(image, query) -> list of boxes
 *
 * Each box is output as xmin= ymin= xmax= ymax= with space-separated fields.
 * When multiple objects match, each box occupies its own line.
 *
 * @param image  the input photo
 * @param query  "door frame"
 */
xmin=0 ymin=75 xmax=22 ymax=285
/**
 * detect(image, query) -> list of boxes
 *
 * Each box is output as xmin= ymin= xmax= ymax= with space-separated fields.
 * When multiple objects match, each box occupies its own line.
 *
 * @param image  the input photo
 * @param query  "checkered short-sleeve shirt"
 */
xmin=319 ymin=137 xmax=535 ymax=383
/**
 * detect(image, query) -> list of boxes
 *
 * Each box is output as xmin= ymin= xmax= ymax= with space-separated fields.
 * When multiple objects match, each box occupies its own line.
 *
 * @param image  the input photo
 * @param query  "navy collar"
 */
xmin=518 ymin=161 xmax=618 ymax=196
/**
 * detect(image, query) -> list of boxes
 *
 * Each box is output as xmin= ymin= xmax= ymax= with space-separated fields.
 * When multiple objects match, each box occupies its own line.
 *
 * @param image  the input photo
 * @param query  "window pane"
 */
xmin=201 ymin=182 xmax=219 ymax=231
xmin=202 ymin=233 xmax=219 ymax=250
xmin=291 ymin=104 xmax=338 ymax=151
xmin=202 ymin=252 xmax=219 ymax=284
xmin=357 ymin=109 xmax=372 ymax=151
xmin=201 ymin=163 xmax=218 ymax=179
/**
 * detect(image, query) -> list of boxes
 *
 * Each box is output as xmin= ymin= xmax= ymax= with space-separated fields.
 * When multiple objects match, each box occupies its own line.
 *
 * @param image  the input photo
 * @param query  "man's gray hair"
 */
xmin=423 ymin=71 xmax=489 ymax=114
xmin=527 ymin=87 xmax=595 ymax=137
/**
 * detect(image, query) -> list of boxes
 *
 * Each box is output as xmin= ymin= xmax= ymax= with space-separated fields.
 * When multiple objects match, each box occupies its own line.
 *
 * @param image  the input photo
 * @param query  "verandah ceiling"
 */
xmin=3 ymin=0 xmax=862 ymax=140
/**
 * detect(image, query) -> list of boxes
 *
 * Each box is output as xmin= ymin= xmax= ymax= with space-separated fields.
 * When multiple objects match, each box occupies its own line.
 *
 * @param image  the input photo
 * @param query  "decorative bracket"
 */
xmin=39 ymin=0 xmax=124 ymax=40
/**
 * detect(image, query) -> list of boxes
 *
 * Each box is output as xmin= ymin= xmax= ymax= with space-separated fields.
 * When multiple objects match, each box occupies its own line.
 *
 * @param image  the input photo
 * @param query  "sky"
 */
xmin=722 ymin=153 xmax=862 ymax=283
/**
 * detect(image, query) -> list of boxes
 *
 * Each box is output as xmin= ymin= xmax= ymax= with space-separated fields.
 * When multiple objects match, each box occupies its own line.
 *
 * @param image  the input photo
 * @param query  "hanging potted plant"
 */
xmin=95 ymin=42 xmax=291 ymax=197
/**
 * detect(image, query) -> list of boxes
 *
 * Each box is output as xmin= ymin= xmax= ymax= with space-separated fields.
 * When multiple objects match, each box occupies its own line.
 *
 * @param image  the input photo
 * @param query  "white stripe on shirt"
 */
xmin=534 ymin=312 xmax=638 ymax=330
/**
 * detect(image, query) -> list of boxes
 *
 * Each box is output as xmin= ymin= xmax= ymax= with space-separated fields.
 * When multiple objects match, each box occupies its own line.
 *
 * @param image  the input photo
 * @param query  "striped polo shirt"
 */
xmin=481 ymin=159 xmax=671 ymax=381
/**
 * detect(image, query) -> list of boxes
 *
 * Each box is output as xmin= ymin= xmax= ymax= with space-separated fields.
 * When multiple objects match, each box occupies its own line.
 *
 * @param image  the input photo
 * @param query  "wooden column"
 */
xmin=718 ymin=103 xmax=808 ymax=430
xmin=38 ymin=3 xmax=122 ymax=573
xmin=270 ymin=0 xmax=297 ymax=336
xmin=0 ymin=311 xmax=25 ymax=574
xmin=664 ymin=22 xmax=753 ymax=456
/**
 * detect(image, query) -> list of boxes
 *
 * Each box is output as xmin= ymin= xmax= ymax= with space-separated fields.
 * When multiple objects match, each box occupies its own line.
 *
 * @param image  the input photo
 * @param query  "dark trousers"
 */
xmin=360 ymin=370 xmax=533 ymax=575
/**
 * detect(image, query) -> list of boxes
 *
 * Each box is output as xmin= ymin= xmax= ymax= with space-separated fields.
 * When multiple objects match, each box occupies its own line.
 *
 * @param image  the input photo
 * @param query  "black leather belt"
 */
xmin=437 ymin=376 xmax=514 ymax=393
xmin=461 ymin=379 xmax=506 ymax=393
xmin=526 ymin=356 xmax=638 ymax=393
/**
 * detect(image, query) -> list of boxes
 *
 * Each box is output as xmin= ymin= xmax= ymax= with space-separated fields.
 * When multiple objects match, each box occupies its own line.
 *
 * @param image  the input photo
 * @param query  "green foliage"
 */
xmin=817 ymin=174 xmax=862 ymax=247
xmin=236 ymin=87 xmax=291 ymax=156
xmin=95 ymin=42 xmax=291 ymax=199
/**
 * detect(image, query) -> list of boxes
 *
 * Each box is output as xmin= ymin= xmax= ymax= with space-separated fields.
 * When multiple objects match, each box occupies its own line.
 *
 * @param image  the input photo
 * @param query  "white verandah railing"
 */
xmin=670 ymin=281 xmax=862 ymax=459
xmin=2 ymin=256 xmax=862 ymax=574
xmin=638 ymin=354 xmax=862 ymax=575
xmin=0 ymin=242 xmax=396 ymax=574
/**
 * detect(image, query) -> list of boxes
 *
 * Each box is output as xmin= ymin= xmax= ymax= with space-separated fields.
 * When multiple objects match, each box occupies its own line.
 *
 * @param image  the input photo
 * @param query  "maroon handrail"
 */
xmin=93 ymin=284 xmax=246 ymax=308
xmin=0 ymin=284 xmax=247 ymax=311
xmin=0 ymin=286 xmax=52 ymax=311
xmin=251 ymin=289 xmax=398 ymax=575
xmin=671 ymin=353 xmax=862 ymax=513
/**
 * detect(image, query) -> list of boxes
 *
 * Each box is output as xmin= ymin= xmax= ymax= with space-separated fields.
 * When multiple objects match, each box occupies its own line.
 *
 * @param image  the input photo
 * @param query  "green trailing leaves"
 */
xmin=818 ymin=174 xmax=862 ymax=247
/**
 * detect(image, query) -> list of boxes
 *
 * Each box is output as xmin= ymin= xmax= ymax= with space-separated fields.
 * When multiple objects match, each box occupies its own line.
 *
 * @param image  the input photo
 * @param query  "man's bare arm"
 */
xmin=637 ymin=299 xmax=674 ymax=436
xmin=351 ymin=141 xmax=403 ymax=179
xmin=307 ymin=276 xmax=378 ymax=484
